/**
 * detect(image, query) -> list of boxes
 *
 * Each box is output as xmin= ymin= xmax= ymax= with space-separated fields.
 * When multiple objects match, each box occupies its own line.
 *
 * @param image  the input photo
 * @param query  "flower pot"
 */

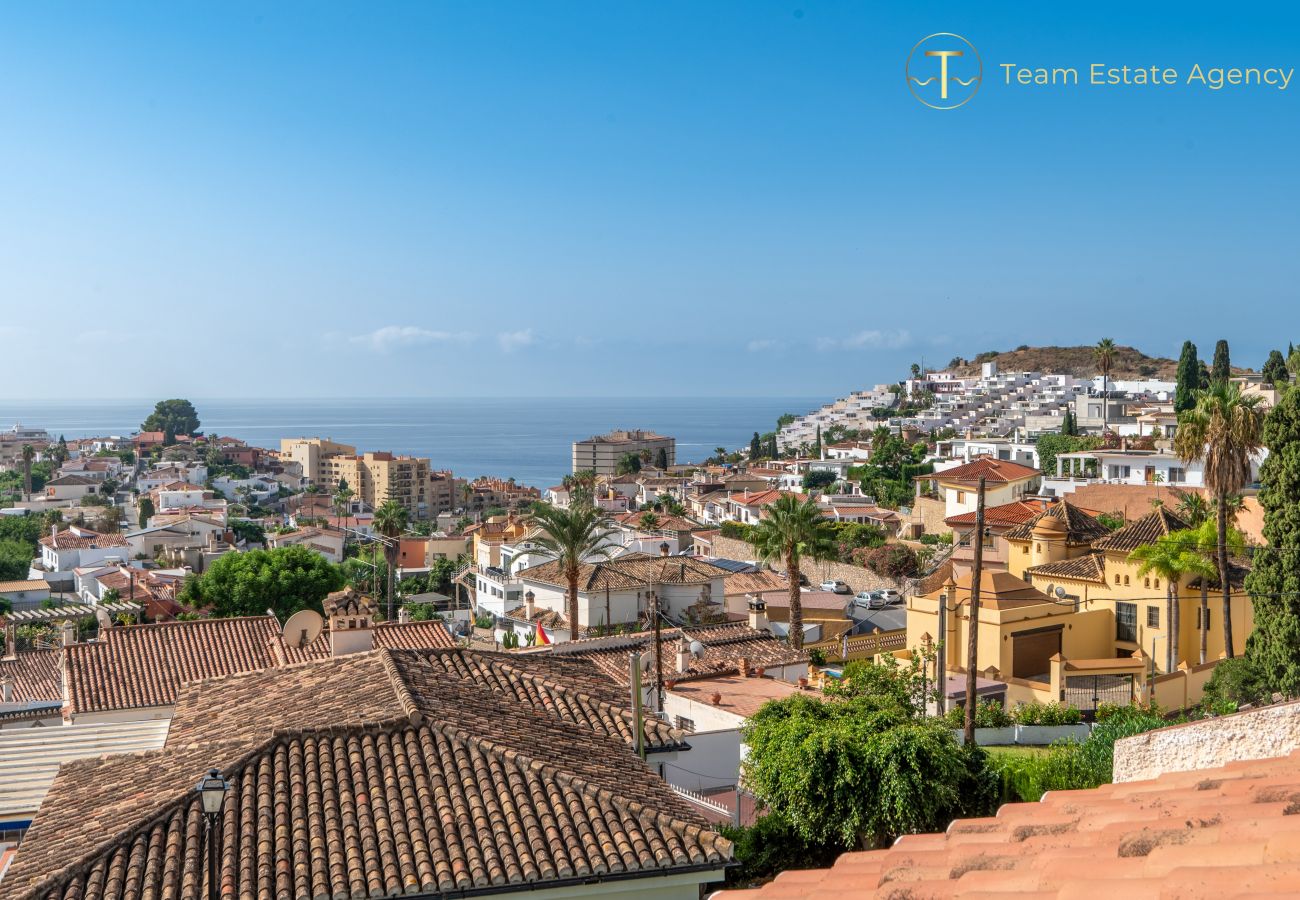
xmin=754 ymin=666 xmax=765 ymax=678
xmin=798 ymin=677 xmax=809 ymax=690
xmin=710 ymin=692 xmax=722 ymax=706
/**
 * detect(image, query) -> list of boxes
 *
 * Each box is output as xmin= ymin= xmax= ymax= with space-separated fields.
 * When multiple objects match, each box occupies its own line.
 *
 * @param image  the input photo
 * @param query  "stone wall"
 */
xmin=707 ymin=535 xmax=901 ymax=595
xmin=1113 ymin=699 xmax=1300 ymax=783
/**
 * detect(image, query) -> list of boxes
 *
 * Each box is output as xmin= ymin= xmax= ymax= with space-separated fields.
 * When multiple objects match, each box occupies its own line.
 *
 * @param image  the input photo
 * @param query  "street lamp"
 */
xmin=197 ymin=768 xmax=229 ymax=900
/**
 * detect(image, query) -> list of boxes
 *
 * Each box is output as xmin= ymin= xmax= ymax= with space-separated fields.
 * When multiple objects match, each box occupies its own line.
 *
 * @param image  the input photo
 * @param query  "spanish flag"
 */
xmin=536 ymin=624 xmax=551 ymax=645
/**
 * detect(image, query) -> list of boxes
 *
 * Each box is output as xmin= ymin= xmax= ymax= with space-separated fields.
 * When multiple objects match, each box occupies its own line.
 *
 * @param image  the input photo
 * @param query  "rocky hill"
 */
xmin=946 ymin=345 xmax=1180 ymax=379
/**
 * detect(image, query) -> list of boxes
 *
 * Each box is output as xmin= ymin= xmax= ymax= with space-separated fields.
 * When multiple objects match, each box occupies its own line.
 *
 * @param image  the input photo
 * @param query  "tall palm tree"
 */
xmin=374 ymin=500 xmax=409 ymax=621
xmin=1187 ymin=519 xmax=1245 ymax=663
xmin=1094 ymin=338 xmax=1117 ymax=433
xmin=1129 ymin=532 xmax=1207 ymax=671
xmin=525 ymin=503 xmax=617 ymax=639
xmin=1174 ymin=381 xmax=1264 ymax=657
xmin=20 ymin=444 xmax=35 ymax=502
xmin=333 ymin=481 xmax=354 ymax=544
xmin=747 ymin=494 xmax=837 ymax=651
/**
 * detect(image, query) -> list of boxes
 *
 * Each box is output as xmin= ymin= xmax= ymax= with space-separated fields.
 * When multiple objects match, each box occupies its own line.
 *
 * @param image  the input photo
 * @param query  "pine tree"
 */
xmin=750 ymin=432 xmax=762 ymax=460
xmin=1246 ymin=385 xmax=1300 ymax=696
xmin=813 ymin=425 xmax=822 ymax=459
xmin=654 ymin=447 xmax=669 ymax=469
xmin=767 ymin=434 xmax=778 ymax=459
xmin=1175 ymin=340 xmax=1200 ymax=413
xmin=1212 ymin=339 xmax=1231 ymax=386
xmin=1263 ymin=350 xmax=1289 ymax=387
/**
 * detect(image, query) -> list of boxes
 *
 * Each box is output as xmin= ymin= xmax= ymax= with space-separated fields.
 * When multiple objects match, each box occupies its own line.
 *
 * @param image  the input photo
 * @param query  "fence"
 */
xmin=805 ymin=628 xmax=907 ymax=662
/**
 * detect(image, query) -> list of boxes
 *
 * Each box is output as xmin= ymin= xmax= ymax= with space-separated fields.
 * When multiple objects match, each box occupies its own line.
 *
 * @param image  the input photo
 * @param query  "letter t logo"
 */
xmin=925 ymin=50 xmax=964 ymax=99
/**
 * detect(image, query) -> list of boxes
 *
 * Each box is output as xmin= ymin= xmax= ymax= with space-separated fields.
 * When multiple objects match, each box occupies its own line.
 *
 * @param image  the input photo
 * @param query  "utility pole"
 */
xmin=964 ymin=477 xmax=987 ymax=747
xmin=936 ymin=580 xmax=950 ymax=716
xmin=652 ymin=590 xmax=664 ymax=712
xmin=628 ymin=652 xmax=645 ymax=760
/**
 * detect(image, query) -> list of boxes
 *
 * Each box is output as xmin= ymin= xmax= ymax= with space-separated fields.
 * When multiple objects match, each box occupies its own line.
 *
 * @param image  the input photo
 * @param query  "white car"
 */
xmin=855 ymin=590 xmax=887 ymax=610
xmin=878 ymin=589 xmax=902 ymax=605
xmin=821 ymin=579 xmax=852 ymax=595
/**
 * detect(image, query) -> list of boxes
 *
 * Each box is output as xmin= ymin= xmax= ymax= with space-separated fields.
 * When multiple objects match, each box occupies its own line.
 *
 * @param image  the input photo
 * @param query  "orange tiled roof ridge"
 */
xmin=720 ymin=746 xmax=1300 ymax=899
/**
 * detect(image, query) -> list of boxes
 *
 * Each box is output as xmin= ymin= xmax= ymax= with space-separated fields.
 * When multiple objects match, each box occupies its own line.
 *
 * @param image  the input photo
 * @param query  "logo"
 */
xmin=906 ymin=33 xmax=982 ymax=109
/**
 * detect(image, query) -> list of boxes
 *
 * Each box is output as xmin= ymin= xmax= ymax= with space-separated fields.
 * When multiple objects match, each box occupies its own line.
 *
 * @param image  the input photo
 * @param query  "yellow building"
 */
xmin=905 ymin=501 xmax=1252 ymax=711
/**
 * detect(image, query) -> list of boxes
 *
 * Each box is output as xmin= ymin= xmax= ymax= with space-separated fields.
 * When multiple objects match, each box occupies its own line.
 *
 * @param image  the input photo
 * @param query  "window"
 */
xmin=1154 ymin=578 xmax=1160 ymax=589
xmin=1198 ymin=608 xmax=1212 ymax=630
xmin=1144 ymin=577 xmax=1150 ymax=588
xmin=1124 ymin=575 xmax=1130 ymax=586
xmin=1117 ymin=602 xmax=1138 ymax=642
xmin=1169 ymin=467 xmax=1186 ymax=483
xmin=1147 ymin=607 xmax=1160 ymax=627
xmin=674 ymin=716 xmax=695 ymax=733
xmin=1109 ymin=465 xmax=1132 ymax=479
xmin=1114 ymin=573 xmax=1121 ymax=584
xmin=956 ymin=491 xmax=966 ymax=503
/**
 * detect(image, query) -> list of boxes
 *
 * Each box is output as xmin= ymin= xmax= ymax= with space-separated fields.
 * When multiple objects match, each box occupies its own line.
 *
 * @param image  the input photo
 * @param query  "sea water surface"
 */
xmin=0 ymin=397 xmax=825 ymax=488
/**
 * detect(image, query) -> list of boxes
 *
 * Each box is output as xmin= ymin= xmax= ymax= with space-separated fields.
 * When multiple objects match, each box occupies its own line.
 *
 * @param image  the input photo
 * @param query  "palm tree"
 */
xmin=747 ymin=494 xmax=837 ymax=650
xmin=1173 ymin=489 xmax=1211 ymax=527
xmin=525 ymin=503 xmax=617 ymax=638
xmin=1129 ymin=532 xmax=1206 ymax=671
xmin=1186 ymin=519 xmax=1245 ymax=663
xmin=1094 ymin=338 xmax=1117 ymax=432
xmin=638 ymin=511 xmax=661 ymax=532
xmin=374 ymin=500 xmax=409 ymax=621
xmin=20 ymin=444 xmax=35 ymax=502
xmin=1174 ymin=381 xmax=1264 ymax=657
xmin=333 ymin=482 xmax=354 ymax=543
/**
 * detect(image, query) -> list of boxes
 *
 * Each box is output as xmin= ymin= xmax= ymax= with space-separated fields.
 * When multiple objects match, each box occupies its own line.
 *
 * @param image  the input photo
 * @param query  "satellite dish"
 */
xmin=95 ymin=608 xmax=113 ymax=630
xmin=639 ymin=651 xmax=654 ymax=672
xmin=1054 ymin=586 xmax=1068 ymax=600
xmin=689 ymin=640 xmax=705 ymax=659
xmin=282 ymin=609 xmax=324 ymax=649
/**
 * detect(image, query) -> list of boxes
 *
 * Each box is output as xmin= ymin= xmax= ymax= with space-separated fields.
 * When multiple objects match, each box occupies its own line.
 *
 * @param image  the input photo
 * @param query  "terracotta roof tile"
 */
xmin=1002 ymin=500 xmax=1111 ymax=545
xmin=1025 ymin=555 xmax=1108 ymax=585
xmin=1 ymin=648 xmax=731 ymax=900
xmin=0 ymin=650 xmax=60 ymax=702
xmin=37 ymin=528 xmax=128 ymax=551
xmin=1092 ymin=507 xmax=1192 ymax=554
xmin=929 ymin=458 xmax=1041 ymax=485
xmin=521 ymin=552 xmax=727 ymax=592
xmin=719 ymin=748 xmax=1300 ymax=899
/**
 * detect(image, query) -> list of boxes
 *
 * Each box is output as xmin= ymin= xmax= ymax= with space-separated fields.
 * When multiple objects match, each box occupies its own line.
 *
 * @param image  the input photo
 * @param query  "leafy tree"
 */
xmin=1094 ymin=338 xmax=1117 ymax=431
xmin=749 ymin=432 xmax=762 ymax=460
xmin=747 ymin=495 xmax=837 ymax=650
xmin=1175 ymin=381 xmax=1264 ymax=657
xmin=777 ymin=412 xmax=797 ymax=429
xmin=1035 ymin=433 xmax=1101 ymax=478
xmin=1175 ymin=340 xmax=1200 ymax=414
xmin=229 ymin=519 xmax=266 ymax=545
xmin=718 ymin=814 xmax=841 ymax=889
xmin=801 ymin=469 xmax=837 ymax=492
xmin=525 ymin=503 xmax=617 ymax=635
xmin=425 ymin=556 xmax=459 ymax=595
xmin=0 ymin=539 xmax=34 ymax=581
xmin=654 ymin=447 xmax=669 ymax=469
xmin=49 ymin=436 xmax=69 ymax=469
xmin=615 ymin=452 xmax=642 ymax=475
xmin=374 ymin=500 xmax=409 ymax=621
xmin=1262 ymin=349 xmax=1289 ymax=387
xmin=1202 ymin=656 xmax=1271 ymax=709
xmin=742 ymin=682 xmax=996 ymax=848
xmin=176 ymin=545 xmax=344 ymax=620
xmin=854 ymin=543 xmax=921 ymax=579
xmin=135 ymin=491 xmax=154 ymax=528
xmin=1246 ymin=382 xmax=1300 ymax=694
xmin=141 ymin=399 xmax=201 ymax=443
xmin=1211 ymin=339 xmax=1231 ymax=386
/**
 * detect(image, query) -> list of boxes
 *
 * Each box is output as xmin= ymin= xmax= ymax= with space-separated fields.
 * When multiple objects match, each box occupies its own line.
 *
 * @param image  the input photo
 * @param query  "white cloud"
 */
xmin=498 ymin=329 xmax=535 ymax=353
xmin=746 ymin=338 xmax=781 ymax=352
xmin=351 ymin=325 xmax=473 ymax=352
xmin=817 ymin=329 xmax=912 ymax=352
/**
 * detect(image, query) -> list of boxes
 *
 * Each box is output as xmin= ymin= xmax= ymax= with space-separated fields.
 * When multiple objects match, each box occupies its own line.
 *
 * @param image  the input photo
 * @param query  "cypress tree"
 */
xmin=749 ymin=432 xmax=762 ymax=460
xmin=813 ymin=425 xmax=823 ymax=458
xmin=1175 ymin=340 xmax=1200 ymax=413
xmin=1199 ymin=359 xmax=1211 ymax=388
xmin=1211 ymin=339 xmax=1231 ymax=386
xmin=1061 ymin=409 xmax=1076 ymax=436
xmin=1246 ymin=386 xmax=1300 ymax=696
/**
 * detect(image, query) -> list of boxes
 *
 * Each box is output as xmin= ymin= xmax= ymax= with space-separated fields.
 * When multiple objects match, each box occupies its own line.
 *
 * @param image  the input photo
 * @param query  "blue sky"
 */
xmin=1 ymin=2 xmax=1295 ymax=398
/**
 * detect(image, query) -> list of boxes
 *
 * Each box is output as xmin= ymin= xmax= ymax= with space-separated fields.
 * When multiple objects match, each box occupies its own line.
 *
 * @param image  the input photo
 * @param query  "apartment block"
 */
xmin=572 ymin=429 xmax=675 ymax=475
xmin=279 ymin=437 xmax=456 ymax=520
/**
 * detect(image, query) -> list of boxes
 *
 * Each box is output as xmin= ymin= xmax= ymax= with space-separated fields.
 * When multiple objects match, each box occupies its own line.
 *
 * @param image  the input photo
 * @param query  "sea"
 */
xmin=0 ymin=397 xmax=825 ymax=489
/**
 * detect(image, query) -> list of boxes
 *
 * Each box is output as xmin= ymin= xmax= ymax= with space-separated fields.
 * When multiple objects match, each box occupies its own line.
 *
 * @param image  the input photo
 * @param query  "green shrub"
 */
xmin=1014 ymin=702 xmax=1083 ymax=726
xmin=1201 ymin=657 xmax=1271 ymax=710
xmin=718 ymin=814 xmax=843 ymax=888
xmin=720 ymin=520 xmax=754 ymax=541
xmin=940 ymin=700 xmax=1011 ymax=729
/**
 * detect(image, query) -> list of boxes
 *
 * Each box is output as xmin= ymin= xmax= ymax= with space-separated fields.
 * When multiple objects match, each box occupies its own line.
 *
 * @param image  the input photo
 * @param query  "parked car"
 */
xmin=879 ymin=589 xmax=902 ymax=604
xmin=852 ymin=590 xmax=884 ymax=609
xmin=820 ymin=579 xmax=851 ymax=595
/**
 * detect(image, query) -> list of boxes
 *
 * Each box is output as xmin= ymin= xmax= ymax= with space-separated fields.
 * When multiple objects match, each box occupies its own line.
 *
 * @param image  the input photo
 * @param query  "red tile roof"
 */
xmin=929 ymin=458 xmax=1042 ymax=485
xmin=0 ymin=650 xmax=60 ymax=702
xmin=720 ymin=748 xmax=1300 ymax=899
xmin=1092 ymin=507 xmax=1192 ymax=554
xmin=3 ymin=649 xmax=730 ymax=900
xmin=947 ymin=499 xmax=1048 ymax=529
xmin=37 ymin=528 xmax=128 ymax=551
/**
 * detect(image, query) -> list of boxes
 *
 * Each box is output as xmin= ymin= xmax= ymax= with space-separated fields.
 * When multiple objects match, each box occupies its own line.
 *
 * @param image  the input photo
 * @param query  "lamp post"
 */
xmin=197 ymin=768 xmax=229 ymax=900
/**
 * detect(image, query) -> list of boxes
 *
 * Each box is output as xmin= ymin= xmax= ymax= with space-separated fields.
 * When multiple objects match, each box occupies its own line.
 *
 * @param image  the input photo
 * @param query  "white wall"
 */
xmin=659 ymin=728 xmax=743 ymax=792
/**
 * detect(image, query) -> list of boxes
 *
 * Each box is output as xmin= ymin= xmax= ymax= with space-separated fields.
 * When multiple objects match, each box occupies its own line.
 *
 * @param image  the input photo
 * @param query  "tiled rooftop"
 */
xmin=1 ymin=648 xmax=731 ymax=900
xmin=521 ymin=552 xmax=728 ymax=591
xmin=929 ymin=458 xmax=1041 ymax=485
xmin=719 ymin=748 xmax=1300 ymax=899
xmin=1092 ymin=507 xmax=1192 ymax=554
xmin=0 ymin=650 xmax=61 ymax=702
xmin=1002 ymin=500 xmax=1112 ymax=545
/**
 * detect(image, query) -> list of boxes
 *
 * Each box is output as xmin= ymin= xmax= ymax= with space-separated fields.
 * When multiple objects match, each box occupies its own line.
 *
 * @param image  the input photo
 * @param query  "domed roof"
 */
xmin=1032 ymin=514 xmax=1067 ymax=535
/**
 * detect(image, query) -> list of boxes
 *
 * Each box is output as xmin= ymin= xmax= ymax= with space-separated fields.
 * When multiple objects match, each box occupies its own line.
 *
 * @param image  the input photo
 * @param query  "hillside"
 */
xmin=946 ymin=345 xmax=1180 ymax=379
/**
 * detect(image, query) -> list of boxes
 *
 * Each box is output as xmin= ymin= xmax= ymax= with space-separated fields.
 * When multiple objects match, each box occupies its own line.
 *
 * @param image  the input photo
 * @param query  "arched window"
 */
xmin=1124 ymin=575 xmax=1130 ymax=586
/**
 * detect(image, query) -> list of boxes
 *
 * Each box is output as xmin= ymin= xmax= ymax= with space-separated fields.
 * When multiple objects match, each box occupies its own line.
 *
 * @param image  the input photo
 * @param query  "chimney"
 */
xmin=398 ymin=607 xmax=411 ymax=624
xmin=660 ymin=542 xmax=670 ymax=557
xmin=676 ymin=645 xmax=691 ymax=673
xmin=325 ymin=587 xmax=375 ymax=656
xmin=61 ymin=619 xmax=76 ymax=647
xmin=524 ymin=590 xmax=536 ymax=619
xmin=747 ymin=595 xmax=768 ymax=632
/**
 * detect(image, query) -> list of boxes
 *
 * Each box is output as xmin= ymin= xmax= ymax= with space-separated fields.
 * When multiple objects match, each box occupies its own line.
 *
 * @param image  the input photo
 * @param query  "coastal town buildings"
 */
xmin=572 ymin=429 xmax=676 ymax=475
xmin=278 ymin=437 xmax=458 ymax=520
